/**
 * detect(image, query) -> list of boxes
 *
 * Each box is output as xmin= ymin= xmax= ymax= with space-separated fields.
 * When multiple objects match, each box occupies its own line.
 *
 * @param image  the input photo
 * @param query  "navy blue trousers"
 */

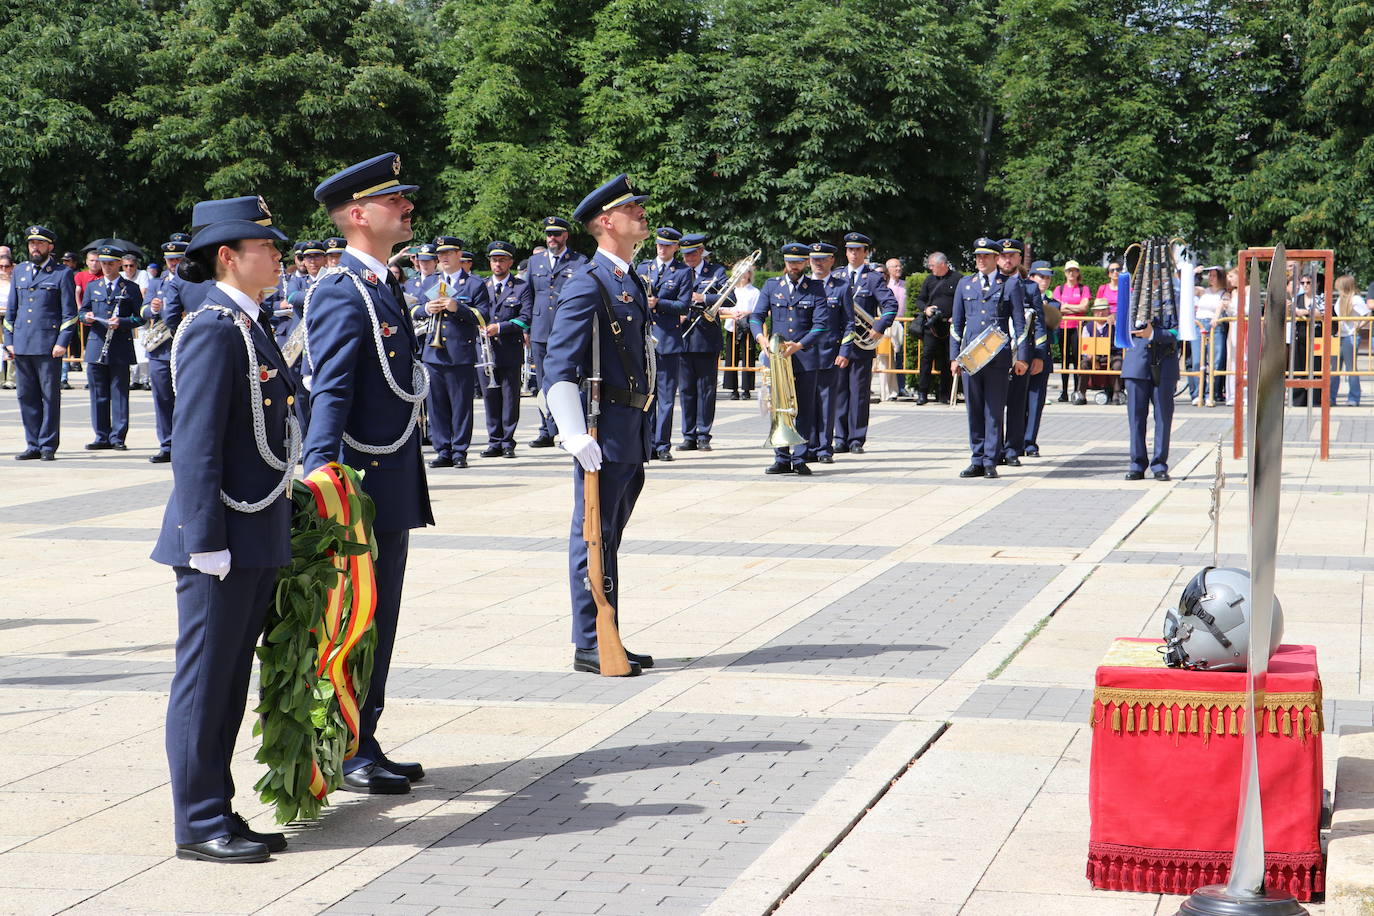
xmin=425 ymin=364 xmax=474 ymax=460
xmin=568 ymin=461 xmax=645 ymax=649
xmin=680 ymin=352 xmax=717 ymax=444
xmin=530 ymin=340 xmax=557 ymax=439
xmin=834 ymin=357 xmax=875 ymax=447
xmin=482 ymin=365 xmax=521 ymax=449
xmin=148 ymin=355 xmax=174 ymax=450
xmin=166 ymin=565 xmax=276 ymax=844
xmin=347 ymin=527 xmax=410 ymax=770
xmin=811 ymin=366 xmax=838 ymax=459
xmin=965 ymin=353 xmax=1011 ymax=467
xmin=87 ymin=361 xmax=131 ymax=445
xmin=1004 ymin=367 xmax=1030 ymax=459
xmin=776 ymin=364 xmax=818 ymax=465
xmin=653 ymin=353 xmax=682 ymax=452
xmin=1025 ymin=362 xmax=1052 ymax=453
xmin=14 ymin=354 xmax=62 ymax=451
xmin=1125 ymin=377 xmax=1174 ymax=474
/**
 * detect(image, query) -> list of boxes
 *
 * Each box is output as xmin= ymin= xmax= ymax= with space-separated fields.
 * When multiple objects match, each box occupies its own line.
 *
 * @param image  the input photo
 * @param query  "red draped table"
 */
xmin=1087 ymin=637 xmax=1324 ymax=901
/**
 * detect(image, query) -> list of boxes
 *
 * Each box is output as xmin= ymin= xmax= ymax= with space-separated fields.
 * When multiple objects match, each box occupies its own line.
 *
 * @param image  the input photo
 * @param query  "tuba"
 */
xmin=762 ymin=334 xmax=806 ymax=448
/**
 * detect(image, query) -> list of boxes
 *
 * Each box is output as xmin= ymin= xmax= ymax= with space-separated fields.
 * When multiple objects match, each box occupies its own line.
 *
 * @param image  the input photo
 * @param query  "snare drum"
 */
xmin=955 ymin=324 xmax=1010 ymax=374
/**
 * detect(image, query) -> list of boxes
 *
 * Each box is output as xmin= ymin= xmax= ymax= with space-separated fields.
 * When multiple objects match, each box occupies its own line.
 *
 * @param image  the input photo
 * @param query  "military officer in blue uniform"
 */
xmin=5 ymin=225 xmax=77 ymax=460
xmin=414 ymin=235 xmax=491 ymax=468
xmin=543 ymin=174 xmax=655 ymax=676
xmin=637 ymin=226 xmax=690 ymax=460
xmin=151 ymin=215 xmax=297 ymax=863
xmin=82 ymin=245 xmax=144 ymax=450
xmin=1025 ymin=260 xmax=1057 ymax=456
xmin=834 ymin=232 xmax=899 ymax=454
xmin=478 ymin=240 xmax=534 ymax=457
xmin=678 ymin=233 xmax=726 ymax=451
xmin=403 ymin=242 xmax=438 ymax=303
xmin=142 ymin=239 xmax=189 ymax=463
xmin=806 ymin=241 xmax=847 ymax=464
xmin=324 ymin=236 xmax=346 ymax=268
xmin=528 ymin=215 xmax=589 ymax=447
xmin=949 ymin=236 xmax=1029 ymax=478
xmin=1122 ymin=284 xmax=1179 ymax=481
xmin=303 ymin=153 xmax=433 ymax=794
xmin=750 ymin=242 xmax=830 ymax=475
xmin=998 ymin=240 xmax=1050 ymax=465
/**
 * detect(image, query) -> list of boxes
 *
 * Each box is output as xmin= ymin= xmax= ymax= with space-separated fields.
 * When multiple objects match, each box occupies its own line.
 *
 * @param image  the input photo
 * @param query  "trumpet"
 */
xmin=684 ymin=249 xmax=763 ymax=336
xmin=763 ymin=334 xmax=806 ymax=448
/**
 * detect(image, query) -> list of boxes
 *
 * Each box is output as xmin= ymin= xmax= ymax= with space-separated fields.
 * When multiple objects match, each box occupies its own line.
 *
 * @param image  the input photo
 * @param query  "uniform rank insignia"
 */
xmin=258 ymin=367 xmax=278 ymax=382
xmin=618 ymin=291 xmax=633 ymax=303
xmin=379 ymin=322 xmax=396 ymax=337
xmin=612 ymin=267 xmax=624 ymax=279
xmin=364 ymin=271 xmax=379 ymax=284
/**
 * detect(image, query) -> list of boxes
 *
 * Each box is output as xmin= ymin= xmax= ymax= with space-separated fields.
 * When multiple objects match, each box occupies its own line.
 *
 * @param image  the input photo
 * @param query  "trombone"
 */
xmin=684 ymin=249 xmax=763 ymax=337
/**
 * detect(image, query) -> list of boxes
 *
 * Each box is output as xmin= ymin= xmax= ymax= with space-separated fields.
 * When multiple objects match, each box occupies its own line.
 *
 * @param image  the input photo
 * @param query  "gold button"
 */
xmin=287 ymin=395 xmax=295 ymax=405
xmin=371 ymin=460 xmax=379 ymax=467
xmin=263 ymin=398 xmax=272 ymax=406
xmin=388 ymin=350 xmax=396 ymax=358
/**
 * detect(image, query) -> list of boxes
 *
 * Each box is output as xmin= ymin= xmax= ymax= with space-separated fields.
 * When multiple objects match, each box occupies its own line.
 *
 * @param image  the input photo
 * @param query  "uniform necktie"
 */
xmin=494 ymin=280 xmax=503 ymax=300
xmin=981 ymin=273 xmax=990 ymax=293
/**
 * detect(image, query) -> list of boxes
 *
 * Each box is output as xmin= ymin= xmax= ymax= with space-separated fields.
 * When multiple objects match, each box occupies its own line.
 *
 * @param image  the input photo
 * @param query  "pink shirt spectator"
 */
xmin=1095 ymin=283 xmax=1119 ymax=316
xmin=888 ymin=278 xmax=906 ymax=311
xmin=1055 ymin=283 xmax=1093 ymax=329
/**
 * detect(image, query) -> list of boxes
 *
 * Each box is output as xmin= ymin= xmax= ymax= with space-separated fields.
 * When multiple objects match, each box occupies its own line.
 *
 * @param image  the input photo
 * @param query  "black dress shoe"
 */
xmin=793 ymin=462 xmax=813 ymax=476
xmin=819 ymin=455 xmax=834 ymax=464
xmin=40 ymin=449 xmax=55 ymax=461
xmin=959 ymin=463 xmax=985 ymax=478
xmin=850 ymin=444 xmax=864 ymax=454
xmin=340 ymin=763 xmax=411 ymax=795
xmin=698 ymin=443 xmax=712 ymax=452
xmin=765 ymin=461 xmax=794 ymax=475
xmin=502 ymin=446 xmax=516 ymax=458
xmin=428 ymin=456 xmax=453 ymax=468
xmin=1154 ymin=471 xmax=1171 ymax=481
xmin=14 ymin=449 xmax=40 ymax=461
xmin=915 ymin=395 xmax=928 ymax=405
xmin=730 ymin=391 xmax=741 ymax=400
xmin=1124 ymin=470 xmax=1145 ymax=481
xmin=175 ymin=834 xmax=270 ymax=863
xmin=85 ymin=441 xmax=113 ymax=450
xmin=1004 ymin=456 xmax=1021 ymax=467
xmin=377 ymin=757 xmax=425 ymax=782
xmin=529 ymin=435 xmax=556 ymax=448
xmin=479 ymin=446 xmax=503 ymax=458
xmin=834 ymin=443 xmax=851 ymax=454
xmin=984 ymin=467 xmax=999 ymax=479
xmin=149 ymin=450 xmax=171 ymax=464
xmin=742 ymin=391 xmax=753 ymax=400
xmin=656 ymin=450 xmax=674 ymax=462
xmin=1024 ymin=448 xmax=1040 ymax=458
xmin=111 ymin=442 xmax=128 ymax=451
xmin=624 ymin=649 xmax=654 ymax=669
xmin=455 ymin=457 xmax=469 ymax=468
xmin=680 ymin=440 xmax=698 ymax=451
xmin=572 ymin=647 xmax=641 ymax=677
xmin=229 ymin=813 xmax=286 ymax=853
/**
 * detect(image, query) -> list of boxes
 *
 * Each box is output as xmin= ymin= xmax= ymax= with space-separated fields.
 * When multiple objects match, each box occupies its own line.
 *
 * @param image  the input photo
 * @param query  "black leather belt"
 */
xmin=603 ymin=385 xmax=653 ymax=412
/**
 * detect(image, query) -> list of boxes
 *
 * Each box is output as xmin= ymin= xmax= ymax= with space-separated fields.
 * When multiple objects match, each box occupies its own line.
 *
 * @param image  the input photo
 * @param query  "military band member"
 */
xmin=415 ymin=235 xmax=491 ymax=468
xmin=151 ymin=215 xmax=295 ymax=863
xmin=478 ymin=240 xmax=533 ymax=457
xmin=303 ymin=152 xmax=432 ymax=795
xmin=637 ymin=226 xmax=690 ymax=460
xmin=544 ymin=175 xmax=656 ymax=675
xmin=807 ymin=242 xmax=846 ymax=464
xmin=1122 ymin=282 xmax=1180 ymax=481
xmin=998 ymin=239 xmax=1049 ymax=465
xmin=81 ymin=245 xmax=144 ymax=450
xmin=834 ymin=232 xmax=898 ymax=454
xmin=324 ymin=236 xmax=346 ymax=268
xmin=679 ymin=233 xmax=725 ymax=451
xmin=5 ymin=225 xmax=77 ymax=460
xmin=291 ymin=240 xmax=326 ymax=300
xmin=142 ymin=239 xmax=188 ymax=463
xmin=403 ymin=242 xmax=438 ymax=302
xmin=950 ymin=236 xmax=1028 ymax=479
xmin=527 ymin=216 xmax=588 ymax=447
xmin=750 ymin=242 xmax=829 ymax=475
xmin=1025 ymin=261 xmax=1057 ymax=456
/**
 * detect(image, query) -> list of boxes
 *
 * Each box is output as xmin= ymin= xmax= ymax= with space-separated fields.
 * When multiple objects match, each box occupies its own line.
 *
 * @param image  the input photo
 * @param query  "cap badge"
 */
xmin=257 ymin=195 xmax=272 ymax=218
xmin=392 ymin=156 xmax=402 ymax=176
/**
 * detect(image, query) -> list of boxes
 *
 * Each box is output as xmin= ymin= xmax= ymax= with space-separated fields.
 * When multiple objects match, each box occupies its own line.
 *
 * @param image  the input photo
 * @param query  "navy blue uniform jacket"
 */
xmin=529 ymin=249 xmax=589 ymax=344
xmin=749 ymin=275 xmax=831 ymax=373
xmin=4 ymin=258 xmax=77 ymax=354
xmin=302 ymin=252 xmax=434 ymax=532
xmin=682 ymin=262 xmax=727 ymax=354
xmin=141 ymin=272 xmax=187 ymax=359
xmin=543 ymin=252 xmax=654 ymax=465
xmin=151 ymin=287 xmax=297 ymax=568
xmin=636 ymin=258 xmax=692 ymax=356
xmin=83 ymin=276 xmax=144 ymax=366
xmin=950 ymin=272 xmax=1030 ymax=363
xmin=484 ymin=274 xmax=534 ymax=368
xmin=839 ymin=265 xmax=899 ymax=360
xmin=411 ymin=272 xmax=491 ymax=367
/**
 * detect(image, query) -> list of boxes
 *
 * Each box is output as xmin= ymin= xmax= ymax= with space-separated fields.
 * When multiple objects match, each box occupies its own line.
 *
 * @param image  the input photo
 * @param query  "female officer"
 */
xmin=150 ymin=217 xmax=298 ymax=863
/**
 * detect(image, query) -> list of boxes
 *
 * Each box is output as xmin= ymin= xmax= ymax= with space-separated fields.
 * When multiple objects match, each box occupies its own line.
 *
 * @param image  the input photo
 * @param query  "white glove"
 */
xmin=189 ymin=549 xmax=232 ymax=580
xmin=546 ymin=381 xmax=602 ymax=471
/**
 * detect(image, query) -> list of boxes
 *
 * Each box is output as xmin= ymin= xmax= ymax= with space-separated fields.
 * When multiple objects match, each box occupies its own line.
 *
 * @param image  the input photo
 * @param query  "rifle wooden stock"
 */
xmin=583 ymin=401 xmax=632 ymax=677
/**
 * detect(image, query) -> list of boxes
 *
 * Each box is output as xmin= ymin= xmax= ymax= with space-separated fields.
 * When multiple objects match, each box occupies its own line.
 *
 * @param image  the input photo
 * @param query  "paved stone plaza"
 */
xmin=1 ymin=382 xmax=1370 ymax=915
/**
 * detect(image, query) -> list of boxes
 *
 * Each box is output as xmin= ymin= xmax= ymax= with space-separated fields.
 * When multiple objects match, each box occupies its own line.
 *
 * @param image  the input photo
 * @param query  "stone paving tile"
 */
xmin=1040 ymin=446 xmax=1136 ymax=480
xmin=953 ymin=683 xmax=1374 ymax=735
xmin=0 ymin=656 xmax=652 ymax=705
xmin=2 ymin=479 xmax=171 ymax=525
xmin=727 ymin=562 xmax=1062 ymax=680
xmin=1176 ymin=478 xmax=1374 ymax=494
xmin=1105 ymin=550 xmax=1374 ymax=571
xmin=937 ymin=487 xmax=1142 ymax=548
xmin=325 ymin=711 xmax=893 ymax=915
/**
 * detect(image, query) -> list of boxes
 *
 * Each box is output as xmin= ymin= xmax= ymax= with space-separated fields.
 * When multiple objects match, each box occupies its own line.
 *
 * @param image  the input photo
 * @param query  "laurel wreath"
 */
xmin=253 ymin=474 xmax=377 ymax=824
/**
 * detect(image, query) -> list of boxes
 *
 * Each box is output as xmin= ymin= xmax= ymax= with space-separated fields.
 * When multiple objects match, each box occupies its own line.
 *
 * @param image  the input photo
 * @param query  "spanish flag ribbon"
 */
xmin=303 ymin=463 xmax=378 ymax=771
